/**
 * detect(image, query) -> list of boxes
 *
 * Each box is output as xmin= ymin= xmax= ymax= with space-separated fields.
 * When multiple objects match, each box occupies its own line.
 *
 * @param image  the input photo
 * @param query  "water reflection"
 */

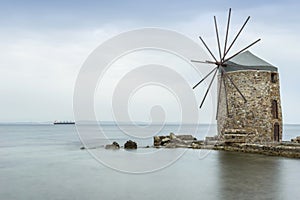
xmin=217 ymin=151 xmax=282 ymax=200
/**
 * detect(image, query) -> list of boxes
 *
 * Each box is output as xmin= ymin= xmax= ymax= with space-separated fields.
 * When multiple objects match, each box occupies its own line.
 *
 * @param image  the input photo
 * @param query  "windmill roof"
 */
xmin=224 ymin=51 xmax=277 ymax=72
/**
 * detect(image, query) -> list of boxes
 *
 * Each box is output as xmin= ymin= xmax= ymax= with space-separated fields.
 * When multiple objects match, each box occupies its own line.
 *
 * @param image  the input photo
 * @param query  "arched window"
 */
xmin=272 ymin=100 xmax=278 ymax=119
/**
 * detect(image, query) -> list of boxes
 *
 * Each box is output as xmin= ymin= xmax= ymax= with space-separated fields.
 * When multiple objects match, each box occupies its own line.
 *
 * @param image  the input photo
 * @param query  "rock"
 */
xmin=165 ymin=143 xmax=177 ymax=148
xmin=170 ymin=132 xmax=177 ymax=139
xmin=291 ymin=136 xmax=300 ymax=143
xmin=170 ymin=137 xmax=186 ymax=145
xmin=153 ymin=133 xmax=200 ymax=148
xmin=112 ymin=141 xmax=120 ymax=147
xmin=176 ymin=135 xmax=197 ymax=141
xmin=154 ymin=136 xmax=161 ymax=146
xmin=191 ymin=142 xmax=201 ymax=149
xmin=161 ymin=137 xmax=171 ymax=146
xmin=105 ymin=141 xmax=120 ymax=150
xmin=291 ymin=139 xmax=295 ymax=143
xmin=124 ymin=140 xmax=137 ymax=149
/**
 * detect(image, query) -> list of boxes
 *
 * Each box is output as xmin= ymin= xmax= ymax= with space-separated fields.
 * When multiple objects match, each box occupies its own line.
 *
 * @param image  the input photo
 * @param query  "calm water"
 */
xmin=0 ymin=124 xmax=299 ymax=200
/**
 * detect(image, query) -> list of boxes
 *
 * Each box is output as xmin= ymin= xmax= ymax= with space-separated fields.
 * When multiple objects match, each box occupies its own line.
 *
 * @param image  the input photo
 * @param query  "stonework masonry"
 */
xmin=217 ymin=70 xmax=282 ymax=143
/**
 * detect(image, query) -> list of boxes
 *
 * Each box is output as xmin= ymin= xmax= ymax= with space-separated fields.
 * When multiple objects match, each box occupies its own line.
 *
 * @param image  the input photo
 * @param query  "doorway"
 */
xmin=274 ymin=123 xmax=280 ymax=142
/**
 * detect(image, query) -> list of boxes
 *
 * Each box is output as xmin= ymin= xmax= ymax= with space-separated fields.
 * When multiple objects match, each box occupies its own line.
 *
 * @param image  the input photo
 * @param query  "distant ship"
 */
xmin=53 ymin=121 xmax=75 ymax=125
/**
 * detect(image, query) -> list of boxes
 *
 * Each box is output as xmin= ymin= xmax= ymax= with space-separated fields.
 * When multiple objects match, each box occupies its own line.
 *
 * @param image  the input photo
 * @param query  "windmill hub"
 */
xmin=216 ymin=61 xmax=224 ymax=66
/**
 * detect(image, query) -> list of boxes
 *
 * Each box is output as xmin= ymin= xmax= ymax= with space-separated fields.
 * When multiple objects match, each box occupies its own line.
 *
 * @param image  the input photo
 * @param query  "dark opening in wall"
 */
xmin=272 ymin=100 xmax=278 ymax=119
xmin=271 ymin=73 xmax=277 ymax=83
xmin=274 ymin=123 xmax=280 ymax=142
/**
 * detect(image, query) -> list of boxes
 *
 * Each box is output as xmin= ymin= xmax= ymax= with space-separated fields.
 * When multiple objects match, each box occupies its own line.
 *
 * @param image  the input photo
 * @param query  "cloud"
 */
xmin=0 ymin=26 xmax=127 ymax=122
xmin=0 ymin=1 xmax=299 ymax=123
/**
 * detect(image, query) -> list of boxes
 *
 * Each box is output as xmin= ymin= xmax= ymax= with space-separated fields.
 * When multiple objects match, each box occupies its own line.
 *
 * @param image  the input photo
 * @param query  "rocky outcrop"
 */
xmin=154 ymin=133 xmax=203 ymax=149
xmin=124 ymin=140 xmax=137 ymax=149
xmin=105 ymin=141 xmax=120 ymax=150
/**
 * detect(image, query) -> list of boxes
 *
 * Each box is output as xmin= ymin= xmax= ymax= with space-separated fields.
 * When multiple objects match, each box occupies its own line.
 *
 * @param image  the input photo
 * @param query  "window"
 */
xmin=271 ymin=73 xmax=277 ymax=83
xmin=272 ymin=100 xmax=278 ymax=119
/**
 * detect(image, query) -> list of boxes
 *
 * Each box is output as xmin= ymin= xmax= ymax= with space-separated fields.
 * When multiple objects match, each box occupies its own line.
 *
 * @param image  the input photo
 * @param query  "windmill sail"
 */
xmin=191 ymin=8 xmax=261 ymax=116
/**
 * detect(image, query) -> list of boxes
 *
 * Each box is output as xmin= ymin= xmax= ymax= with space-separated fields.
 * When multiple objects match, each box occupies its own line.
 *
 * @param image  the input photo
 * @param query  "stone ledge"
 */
xmin=214 ymin=143 xmax=300 ymax=158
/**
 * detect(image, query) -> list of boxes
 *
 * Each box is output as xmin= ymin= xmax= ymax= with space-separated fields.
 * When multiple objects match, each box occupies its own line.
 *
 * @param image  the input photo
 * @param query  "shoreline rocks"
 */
xmin=124 ymin=140 xmax=137 ymax=149
xmin=97 ymin=134 xmax=300 ymax=159
xmin=105 ymin=141 xmax=120 ymax=150
xmin=291 ymin=136 xmax=300 ymax=143
xmin=154 ymin=133 xmax=203 ymax=149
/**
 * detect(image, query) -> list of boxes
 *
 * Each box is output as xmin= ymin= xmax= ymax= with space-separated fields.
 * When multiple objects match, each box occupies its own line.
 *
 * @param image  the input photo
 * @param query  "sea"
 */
xmin=0 ymin=123 xmax=299 ymax=200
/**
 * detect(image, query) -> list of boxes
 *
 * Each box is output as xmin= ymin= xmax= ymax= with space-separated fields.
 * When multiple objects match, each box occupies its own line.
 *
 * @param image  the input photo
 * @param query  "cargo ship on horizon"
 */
xmin=53 ymin=121 xmax=75 ymax=125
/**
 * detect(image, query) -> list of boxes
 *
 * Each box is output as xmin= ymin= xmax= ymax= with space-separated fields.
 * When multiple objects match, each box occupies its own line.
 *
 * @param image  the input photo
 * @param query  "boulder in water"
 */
xmin=105 ymin=141 xmax=120 ymax=150
xmin=124 ymin=140 xmax=137 ymax=149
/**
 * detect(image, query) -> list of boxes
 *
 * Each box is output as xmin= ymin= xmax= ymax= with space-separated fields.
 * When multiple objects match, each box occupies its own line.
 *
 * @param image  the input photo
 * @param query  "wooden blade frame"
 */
xmin=193 ymin=67 xmax=218 ymax=89
xmin=220 ymin=67 xmax=247 ymax=103
xmin=199 ymin=68 xmax=218 ymax=108
xmin=216 ymin=72 xmax=223 ymax=119
xmin=192 ymin=8 xmax=262 ymax=112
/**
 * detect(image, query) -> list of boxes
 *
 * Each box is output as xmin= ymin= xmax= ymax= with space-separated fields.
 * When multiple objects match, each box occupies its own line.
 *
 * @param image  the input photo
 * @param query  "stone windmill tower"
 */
xmin=192 ymin=9 xmax=282 ymax=143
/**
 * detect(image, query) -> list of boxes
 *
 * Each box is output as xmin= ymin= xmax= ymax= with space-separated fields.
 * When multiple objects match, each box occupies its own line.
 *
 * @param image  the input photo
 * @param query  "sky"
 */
xmin=0 ymin=0 xmax=300 ymax=123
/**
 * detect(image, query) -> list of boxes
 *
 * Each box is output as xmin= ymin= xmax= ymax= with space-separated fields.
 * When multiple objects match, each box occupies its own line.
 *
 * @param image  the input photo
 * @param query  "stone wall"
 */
xmin=217 ymin=70 xmax=282 ymax=143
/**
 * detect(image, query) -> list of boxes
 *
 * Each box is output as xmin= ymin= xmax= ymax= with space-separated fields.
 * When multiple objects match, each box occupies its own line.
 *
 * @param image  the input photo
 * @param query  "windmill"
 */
xmin=191 ymin=8 xmax=261 ymax=118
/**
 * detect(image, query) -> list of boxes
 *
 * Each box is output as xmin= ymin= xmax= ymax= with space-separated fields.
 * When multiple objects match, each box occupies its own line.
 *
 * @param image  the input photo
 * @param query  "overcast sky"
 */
xmin=0 ymin=0 xmax=300 ymax=123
